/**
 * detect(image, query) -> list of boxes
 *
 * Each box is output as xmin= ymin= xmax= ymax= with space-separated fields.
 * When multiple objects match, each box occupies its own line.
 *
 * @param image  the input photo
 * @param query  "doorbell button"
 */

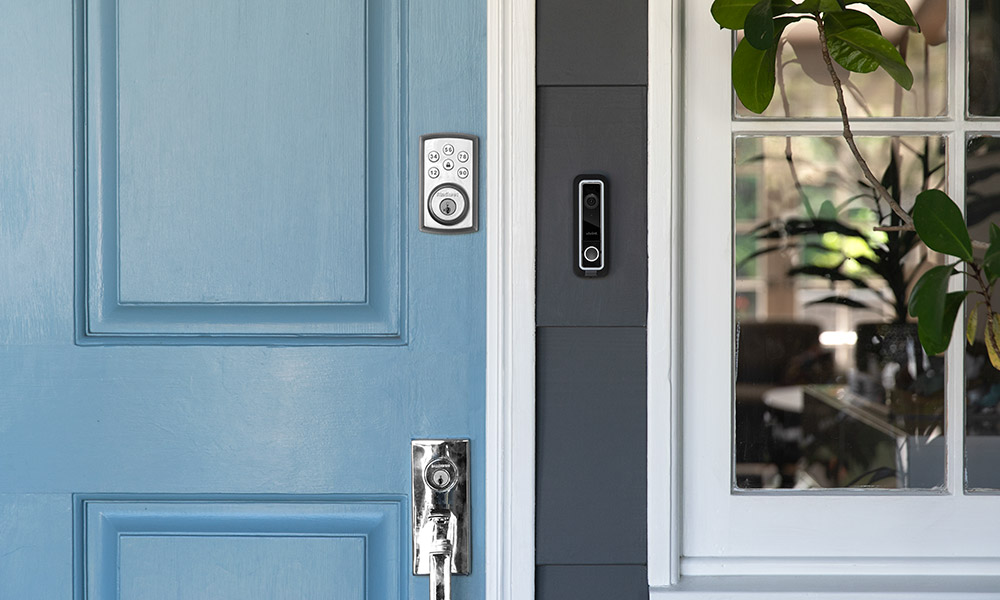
xmin=584 ymin=246 xmax=600 ymax=262
xmin=428 ymin=184 xmax=468 ymax=225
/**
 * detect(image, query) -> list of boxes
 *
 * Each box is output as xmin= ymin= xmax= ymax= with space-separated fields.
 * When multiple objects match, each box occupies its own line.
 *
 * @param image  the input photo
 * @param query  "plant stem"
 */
xmin=814 ymin=17 xmax=914 ymax=229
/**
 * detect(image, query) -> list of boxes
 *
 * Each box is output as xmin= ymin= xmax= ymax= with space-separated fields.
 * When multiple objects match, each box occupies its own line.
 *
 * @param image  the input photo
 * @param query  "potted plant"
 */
xmin=713 ymin=0 xmax=1000 ymax=371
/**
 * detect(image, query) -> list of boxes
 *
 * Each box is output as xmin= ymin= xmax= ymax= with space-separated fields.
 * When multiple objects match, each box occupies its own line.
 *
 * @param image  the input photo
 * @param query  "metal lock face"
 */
xmin=412 ymin=439 xmax=470 ymax=576
xmin=420 ymin=134 xmax=478 ymax=233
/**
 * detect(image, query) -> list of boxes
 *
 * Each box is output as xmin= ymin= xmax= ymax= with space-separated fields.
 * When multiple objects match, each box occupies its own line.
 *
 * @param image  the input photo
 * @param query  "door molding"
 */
xmin=486 ymin=0 xmax=535 ymax=598
xmin=647 ymin=0 xmax=682 ymax=589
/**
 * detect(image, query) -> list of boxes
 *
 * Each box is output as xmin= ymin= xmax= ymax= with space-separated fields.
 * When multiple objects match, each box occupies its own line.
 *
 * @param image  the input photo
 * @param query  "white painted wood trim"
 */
xmin=486 ymin=0 xmax=535 ymax=598
xmin=647 ymin=0 xmax=682 ymax=589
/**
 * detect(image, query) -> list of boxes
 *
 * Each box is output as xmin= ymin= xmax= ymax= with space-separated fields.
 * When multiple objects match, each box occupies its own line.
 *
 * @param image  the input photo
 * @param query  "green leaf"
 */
xmin=908 ymin=263 xmax=955 ymax=319
xmin=850 ymin=0 xmax=918 ymax=27
xmin=988 ymin=313 xmax=1000 ymax=370
xmin=733 ymin=37 xmax=778 ymax=113
xmin=825 ymin=11 xmax=882 ymax=73
xmin=745 ymin=0 xmax=777 ymax=49
xmin=825 ymin=27 xmax=913 ymax=88
xmin=984 ymin=223 xmax=1000 ymax=284
xmin=711 ymin=0 xmax=761 ymax=29
xmin=788 ymin=0 xmax=843 ymax=12
xmin=805 ymin=296 xmax=878 ymax=310
xmin=818 ymin=200 xmax=838 ymax=220
xmin=824 ymin=9 xmax=881 ymax=35
xmin=916 ymin=291 xmax=968 ymax=355
xmin=967 ymin=303 xmax=980 ymax=346
xmin=912 ymin=190 xmax=974 ymax=262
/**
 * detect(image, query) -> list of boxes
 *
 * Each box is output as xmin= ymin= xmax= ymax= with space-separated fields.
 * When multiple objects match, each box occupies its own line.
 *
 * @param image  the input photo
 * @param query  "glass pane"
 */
xmin=965 ymin=136 xmax=1000 ymax=490
xmin=970 ymin=0 xmax=1000 ymax=115
xmin=735 ymin=1 xmax=947 ymax=118
xmin=733 ymin=136 xmax=947 ymax=490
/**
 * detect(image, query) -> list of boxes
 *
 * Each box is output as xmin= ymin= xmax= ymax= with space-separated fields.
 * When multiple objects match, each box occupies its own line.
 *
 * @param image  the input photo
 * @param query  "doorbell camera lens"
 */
xmin=584 ymin=193 xmax=599 ymax=209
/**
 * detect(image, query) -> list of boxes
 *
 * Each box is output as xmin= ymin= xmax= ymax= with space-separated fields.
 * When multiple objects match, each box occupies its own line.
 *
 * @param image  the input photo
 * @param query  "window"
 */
xmin=649 ymin=0 xmax=1000 ymax=592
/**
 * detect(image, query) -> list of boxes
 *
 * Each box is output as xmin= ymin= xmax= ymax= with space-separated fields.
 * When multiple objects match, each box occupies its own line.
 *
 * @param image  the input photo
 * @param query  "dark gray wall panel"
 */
xmin=537 ymin=565 xmax=648 ymax=600
xmin=536 ymin=0 xmax=647 ymax=86
xmin=536 ymin=327 xmax=647 ymax=565
xmin=536 ymin=87 xmax=647 ymax=327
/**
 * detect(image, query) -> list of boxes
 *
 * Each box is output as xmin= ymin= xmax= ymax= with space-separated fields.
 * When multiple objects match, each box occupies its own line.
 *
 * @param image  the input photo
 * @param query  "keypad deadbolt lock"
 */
xmin=420 ymin=134 xmax=479 ymax=234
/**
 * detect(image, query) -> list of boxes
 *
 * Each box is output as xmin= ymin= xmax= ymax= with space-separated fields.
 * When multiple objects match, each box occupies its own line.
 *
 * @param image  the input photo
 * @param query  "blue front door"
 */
xmin=0 ymin=1 xmax=486 ymax=598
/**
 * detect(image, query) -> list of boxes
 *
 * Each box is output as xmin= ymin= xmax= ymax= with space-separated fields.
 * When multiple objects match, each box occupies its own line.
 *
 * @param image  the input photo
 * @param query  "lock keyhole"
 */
xmin=425 ymin=458 xmax=458 ymax=492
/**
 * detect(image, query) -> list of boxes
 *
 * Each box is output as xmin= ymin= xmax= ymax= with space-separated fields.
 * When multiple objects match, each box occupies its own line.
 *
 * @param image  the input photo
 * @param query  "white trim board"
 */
xmin=486 ymin=0 xmax=535 ymax=598
xmin=647 ymin=0 xmax=682 ymax=589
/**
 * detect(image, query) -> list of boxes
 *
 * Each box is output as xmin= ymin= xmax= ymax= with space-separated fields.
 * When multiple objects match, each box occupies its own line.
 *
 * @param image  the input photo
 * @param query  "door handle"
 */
xmin=412 ymin=440 xmax=470 ymax=600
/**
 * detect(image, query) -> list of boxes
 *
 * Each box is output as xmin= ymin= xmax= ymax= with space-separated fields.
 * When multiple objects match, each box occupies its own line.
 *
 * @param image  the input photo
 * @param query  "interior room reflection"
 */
xmin=965 ymin=137 xmax=1000 ymax=491
xmin=733 ymin=136 xmax=948 ymax=490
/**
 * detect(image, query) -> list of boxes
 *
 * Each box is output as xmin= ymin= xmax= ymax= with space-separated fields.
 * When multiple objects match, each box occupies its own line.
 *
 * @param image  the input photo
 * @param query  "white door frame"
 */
xmin=647 ymin=0 xmax=682 ymax=589
xmin=486 ymin=0 xmax=536 ymax=598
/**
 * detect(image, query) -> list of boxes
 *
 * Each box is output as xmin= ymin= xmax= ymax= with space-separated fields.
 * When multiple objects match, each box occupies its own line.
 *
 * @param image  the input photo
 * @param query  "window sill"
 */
xmin=651 ymin=576 xmax=1000 ymax=599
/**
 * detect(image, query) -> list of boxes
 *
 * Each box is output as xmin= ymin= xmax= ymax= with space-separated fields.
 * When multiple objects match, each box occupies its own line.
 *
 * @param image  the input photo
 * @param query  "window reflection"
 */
xmin=733 ymin=136 xmax=947 ymax=490
xmin=966 ymin=136 xmax=1000 ymax=490
xmin=969 ymin=0 xmax=1000 ymax=116
xmin=735 ymin=0 xmax=947 ymax=118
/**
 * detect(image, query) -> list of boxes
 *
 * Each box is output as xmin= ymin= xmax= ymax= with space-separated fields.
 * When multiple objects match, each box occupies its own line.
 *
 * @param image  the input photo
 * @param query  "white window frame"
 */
xmin=648 ymin=0 xmax=1000 ymax=596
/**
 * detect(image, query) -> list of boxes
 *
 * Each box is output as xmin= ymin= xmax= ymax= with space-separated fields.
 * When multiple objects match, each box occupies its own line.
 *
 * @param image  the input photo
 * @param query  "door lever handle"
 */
xmin=412 ymin=439 xmax=470 ymax=600
xmin=426 ymin=509 xmax=455 ymax=600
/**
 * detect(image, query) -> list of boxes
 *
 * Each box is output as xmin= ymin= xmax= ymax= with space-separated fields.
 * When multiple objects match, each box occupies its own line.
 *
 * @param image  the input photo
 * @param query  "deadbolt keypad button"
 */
xmin=442 ymin=143 xmax=455 ymax=156
xmin=428 ymin=167 xmax=440 ymax=179
xmin=428 ymin=151 xmax=440 ymax=163
xmin=428 ymin=184 xmax=468 ymax=225
xmin=457 ymin=151 xmax=469 ymax=163
xmin=457 ymin=167 xmax=469 ymax=179
xmin=442 ymin=159 xmax=455 ymax=171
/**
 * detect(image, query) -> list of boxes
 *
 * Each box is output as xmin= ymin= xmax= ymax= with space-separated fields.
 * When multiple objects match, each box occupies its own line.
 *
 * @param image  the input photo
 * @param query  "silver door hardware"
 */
xmin=575 ymin=174 xmax=608 ymax=277
xmin=420 ymin=134 xmax=478 ymax=233
xmin=412 ymin=439 xmax=470 ymax=600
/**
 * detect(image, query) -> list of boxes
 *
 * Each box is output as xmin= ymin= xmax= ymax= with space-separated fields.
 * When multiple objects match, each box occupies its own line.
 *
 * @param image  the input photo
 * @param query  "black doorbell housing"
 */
xmin=574 ymin=174 xmax=607 ymax=277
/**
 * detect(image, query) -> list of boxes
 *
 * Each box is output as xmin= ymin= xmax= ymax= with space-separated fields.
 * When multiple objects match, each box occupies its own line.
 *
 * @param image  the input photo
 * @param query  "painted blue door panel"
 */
xmin=0 ymin=0 xmax=486 ymax=598
xmin=85 ymin=0 xmax=404 ymax=341
xmin=114 ymin=1 xmax=369 ymax=305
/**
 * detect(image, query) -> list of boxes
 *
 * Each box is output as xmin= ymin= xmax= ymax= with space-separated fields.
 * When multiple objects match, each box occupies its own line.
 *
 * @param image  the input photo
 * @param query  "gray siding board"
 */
xmin=536 ymin=86 xmax=648 ymax=328
xmin=536 ymin=0 xmax=648 ymax=86
xmin=536 ymin=327 xmax=647 ymax=565
xmin=537 ymin=565 xmax=649 ymax=600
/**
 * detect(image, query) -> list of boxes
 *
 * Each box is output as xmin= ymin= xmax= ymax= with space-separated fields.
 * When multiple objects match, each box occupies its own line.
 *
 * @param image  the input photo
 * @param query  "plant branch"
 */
xmin=815 ymin=18 xmax=914 ymax=229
